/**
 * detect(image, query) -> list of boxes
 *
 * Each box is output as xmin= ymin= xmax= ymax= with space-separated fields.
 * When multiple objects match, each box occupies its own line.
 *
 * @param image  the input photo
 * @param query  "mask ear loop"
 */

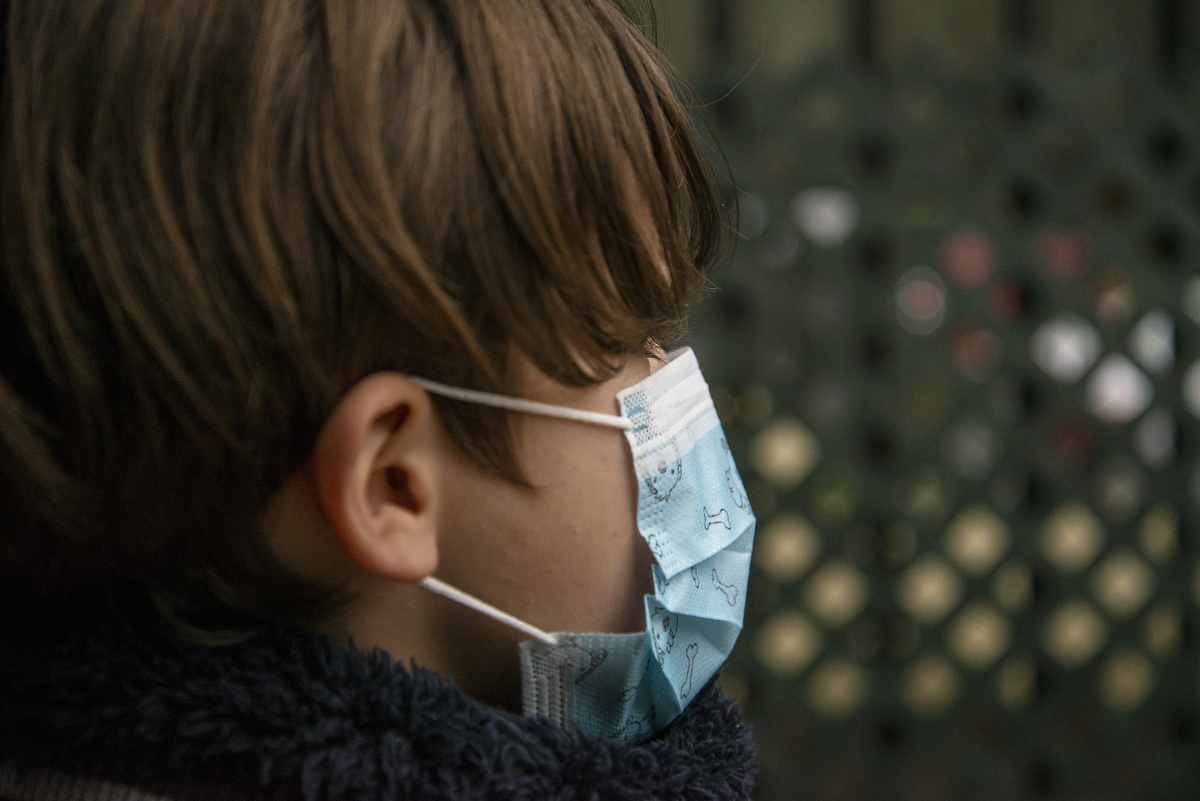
xmin=420 ymin=576 xmax=559 ymax=646
xmin=410 ymin=375 xmax=632 ymax=645
xmin=410 ymin=377 xmax=633 ymax=430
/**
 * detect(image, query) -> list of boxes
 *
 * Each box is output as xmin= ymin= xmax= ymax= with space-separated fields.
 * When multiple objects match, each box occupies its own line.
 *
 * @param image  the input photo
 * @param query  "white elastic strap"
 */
xmin=411 ymin=377 xmax=632 ymax=430
xmin=420 ymin=576 xmax=558 ymax=646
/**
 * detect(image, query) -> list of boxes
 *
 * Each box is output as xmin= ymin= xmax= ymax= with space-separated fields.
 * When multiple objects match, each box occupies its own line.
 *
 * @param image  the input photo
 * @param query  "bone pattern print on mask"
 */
xmin=712 ymin=569 xmax=739 ymax=606
xmin=680 ymin=643 xmax=700 ymax=699
xmin=705 ymin=507 xmax=732 ymax=530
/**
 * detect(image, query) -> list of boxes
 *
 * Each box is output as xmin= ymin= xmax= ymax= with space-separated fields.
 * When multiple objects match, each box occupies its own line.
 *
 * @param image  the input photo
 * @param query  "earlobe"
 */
xmin=310 ymin=373 xmax=441 ymax=583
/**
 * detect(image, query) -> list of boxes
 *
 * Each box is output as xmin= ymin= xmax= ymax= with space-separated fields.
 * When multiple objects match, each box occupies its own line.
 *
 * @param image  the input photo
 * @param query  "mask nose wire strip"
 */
xmin=420 ymin=576 xmax=559 ymax=646
xmin=410 ymin=377 xmax=633 ymax=430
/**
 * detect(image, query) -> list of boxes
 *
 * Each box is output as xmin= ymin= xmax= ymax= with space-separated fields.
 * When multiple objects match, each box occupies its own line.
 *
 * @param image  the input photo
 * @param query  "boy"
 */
xmin=0 ymin=1 xmax=756 ymax=798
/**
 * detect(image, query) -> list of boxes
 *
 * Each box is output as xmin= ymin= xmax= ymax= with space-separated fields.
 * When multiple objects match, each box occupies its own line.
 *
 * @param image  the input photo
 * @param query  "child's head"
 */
xmin=0 ymin=0 xmax=721 ymax=691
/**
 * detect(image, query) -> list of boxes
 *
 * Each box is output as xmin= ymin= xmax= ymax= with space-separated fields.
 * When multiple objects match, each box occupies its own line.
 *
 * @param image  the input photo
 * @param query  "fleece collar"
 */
xmin=0 ymin=622 xmax=755 ymax=801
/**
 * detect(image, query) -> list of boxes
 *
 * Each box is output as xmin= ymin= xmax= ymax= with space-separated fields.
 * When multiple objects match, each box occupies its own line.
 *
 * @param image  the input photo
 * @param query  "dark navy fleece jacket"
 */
xmin=0 ymin=622 xmax=756 ymax=800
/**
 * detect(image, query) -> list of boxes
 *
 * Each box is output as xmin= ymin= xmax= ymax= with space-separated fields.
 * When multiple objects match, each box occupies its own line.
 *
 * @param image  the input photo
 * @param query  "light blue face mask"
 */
xmin=412 ymin=347 xmax=755 ymax=744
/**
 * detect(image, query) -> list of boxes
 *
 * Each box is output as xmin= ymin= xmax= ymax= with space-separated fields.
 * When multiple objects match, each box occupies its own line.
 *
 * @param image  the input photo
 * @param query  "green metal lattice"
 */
xmin=689 ymin=55 xmax=1200 ymax=800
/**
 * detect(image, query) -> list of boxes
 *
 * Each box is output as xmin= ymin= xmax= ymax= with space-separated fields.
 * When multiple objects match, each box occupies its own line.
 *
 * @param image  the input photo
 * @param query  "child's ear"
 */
xmin=310 ymin=374 xmax=441 ymax=583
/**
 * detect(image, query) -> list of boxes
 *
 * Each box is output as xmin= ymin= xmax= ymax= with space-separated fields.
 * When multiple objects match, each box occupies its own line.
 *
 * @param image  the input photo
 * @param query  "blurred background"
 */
xmin=655 ymin=1 xmax=1200 ymax=798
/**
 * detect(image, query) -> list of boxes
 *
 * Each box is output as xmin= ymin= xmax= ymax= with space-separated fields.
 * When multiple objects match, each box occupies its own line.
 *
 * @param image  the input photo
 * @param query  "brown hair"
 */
xmin=0 ymin=0 xmax=724 ymax=635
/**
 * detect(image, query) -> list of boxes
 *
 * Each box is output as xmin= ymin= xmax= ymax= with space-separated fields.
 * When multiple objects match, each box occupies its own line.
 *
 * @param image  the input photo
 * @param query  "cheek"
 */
xmin=437 ymin=418 xmax=650 ymax=633
xmin=512 ymin=425 xmax=650 ymax=630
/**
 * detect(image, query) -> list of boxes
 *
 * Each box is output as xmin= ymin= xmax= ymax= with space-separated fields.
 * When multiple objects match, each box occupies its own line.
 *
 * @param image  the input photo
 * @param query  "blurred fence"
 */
xmin=671 ymin=1 xmax=1200 ymax=798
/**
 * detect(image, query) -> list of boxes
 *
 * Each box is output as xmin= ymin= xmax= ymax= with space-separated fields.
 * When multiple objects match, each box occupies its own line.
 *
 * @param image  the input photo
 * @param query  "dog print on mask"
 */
xmin=646 ymin=534 xmax=665 ymax=560
xmin=555 ymin=635 xmax=608 ymax=684
xmin=653 ymin=565 xmax=669 ymax=595
xmin=722 ymin=437 xmax=750 ymax=511
xmin=649 ymin=603 xmax=679 ymax=668
xmin=655 ymin=565 xmax=697 ymax=596
xmin=612 ymin=706 xmax=656 ymax=741
xmin=645 ymin=442 xmax=682 ymax=503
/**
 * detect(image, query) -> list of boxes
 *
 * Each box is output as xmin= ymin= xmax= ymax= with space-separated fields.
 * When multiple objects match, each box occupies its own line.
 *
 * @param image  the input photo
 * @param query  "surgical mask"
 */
xmin=411 ymin=347 xmax=755 ymax=744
